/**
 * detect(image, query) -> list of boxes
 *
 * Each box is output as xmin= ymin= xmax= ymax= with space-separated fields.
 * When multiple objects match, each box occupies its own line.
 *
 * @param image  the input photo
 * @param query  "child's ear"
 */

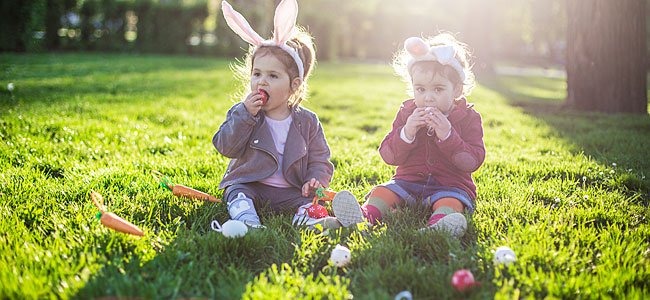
xmin=453 ymin=84 xmax=463 ymax=99
xmin=291 ymin=77 xmax=302 ymax=91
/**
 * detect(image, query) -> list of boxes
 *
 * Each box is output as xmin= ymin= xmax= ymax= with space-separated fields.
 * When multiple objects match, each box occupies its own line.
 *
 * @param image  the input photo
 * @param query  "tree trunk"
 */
xmin=44 ymin=0 xmax=61 ymax=51
xmin=566 ymin=0 xmax=647 ymax=114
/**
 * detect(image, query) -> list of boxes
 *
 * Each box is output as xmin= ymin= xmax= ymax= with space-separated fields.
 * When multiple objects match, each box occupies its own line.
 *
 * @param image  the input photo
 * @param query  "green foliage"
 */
xmin=134 ymin=0 xmax=209 ymax=54
xmin=0 ymin=0 xmax=46 ymax=52
xmin=2 ymin=0 xmax=574 ymax=64
xmin=2 ymin=0 xmax=210 ymax=53
xmin=243 ymin=263 xmax=352 ymax=299
xmin=0 ymin=53 xmax=649 ymax=299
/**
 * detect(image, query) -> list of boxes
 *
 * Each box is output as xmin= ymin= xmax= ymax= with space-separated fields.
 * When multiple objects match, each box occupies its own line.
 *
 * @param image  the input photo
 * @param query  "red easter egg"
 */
xmin=258 ymin=89 xmax=269 ymax=105
xmin=451 ymin=269 xmax=476 ymax=292
xmin=307 ymin=204 xmax=328 ymax=218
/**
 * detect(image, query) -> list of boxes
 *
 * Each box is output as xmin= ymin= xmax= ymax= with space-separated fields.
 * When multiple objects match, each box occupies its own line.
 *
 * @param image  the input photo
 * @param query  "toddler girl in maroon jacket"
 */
xmin=361 ymin=33 xmax=485 ymax=238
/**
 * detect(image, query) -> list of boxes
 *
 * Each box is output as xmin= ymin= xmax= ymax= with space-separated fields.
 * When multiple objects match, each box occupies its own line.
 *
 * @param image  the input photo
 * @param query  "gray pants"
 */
xmin=224 ymin=182 xmax=312 ymax=225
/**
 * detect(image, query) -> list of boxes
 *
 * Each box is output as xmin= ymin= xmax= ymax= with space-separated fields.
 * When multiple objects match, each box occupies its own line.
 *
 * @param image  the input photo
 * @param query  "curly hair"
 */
xmin=392 ymin=32 xmax=475 ymax=98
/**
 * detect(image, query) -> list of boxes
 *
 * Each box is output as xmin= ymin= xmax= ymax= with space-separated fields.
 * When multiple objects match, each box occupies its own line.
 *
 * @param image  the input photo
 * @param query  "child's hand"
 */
xmin=425 ymin=107 xmax=452 ymax=140
xmin=302 ymin=178 xmax=322 ymax=197
xmin=404 ymin=107 xmax=430 ymax=140
xmin=243 ymin=91 xmax=266 ymax=116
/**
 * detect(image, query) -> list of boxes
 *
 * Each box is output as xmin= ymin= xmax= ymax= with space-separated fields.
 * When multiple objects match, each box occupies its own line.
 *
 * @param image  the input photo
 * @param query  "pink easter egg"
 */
xmin=451 ymin=269 xmax=477 ymax=292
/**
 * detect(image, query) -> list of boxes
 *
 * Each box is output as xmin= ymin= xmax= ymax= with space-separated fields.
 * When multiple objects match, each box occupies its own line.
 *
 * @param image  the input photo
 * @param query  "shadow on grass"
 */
xmin=71 ymin=195 xmax=495 ymax=299
xmin=479 ymin=73 xmax=650 ymax=196
xmin=347 ymin=205 xmax=496 ymax=299
xmin=73 ymin=198 xmax=302 ymax=299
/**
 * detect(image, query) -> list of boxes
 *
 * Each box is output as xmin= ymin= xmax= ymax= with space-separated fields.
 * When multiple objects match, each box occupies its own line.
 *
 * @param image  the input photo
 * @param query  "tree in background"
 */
xmin=530 ymin=0 xmax=566 ymax=64
xmin=566 ymin=0 xmax=647 ymax=114
xmin=44 ymin=0 xmax=77 ymax=50
xmin=0 ymin=1 xmax=46 ymax=52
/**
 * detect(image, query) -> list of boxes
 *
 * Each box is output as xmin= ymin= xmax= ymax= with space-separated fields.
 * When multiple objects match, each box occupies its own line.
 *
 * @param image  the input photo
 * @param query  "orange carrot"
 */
xmin=321 ymin=190 xmax=337 ymax=201
xmin=91 ymin=191 xmax=144 ymax=236
xmin=172 ymin=184 xmax=220 ymax=202
xmin=151 ymin=170 xmax=221 ymax=203
xmin=312 ymin=188 xmax=337 ymax=205
xmin=98 ymin=211 xmax=144 ymax=236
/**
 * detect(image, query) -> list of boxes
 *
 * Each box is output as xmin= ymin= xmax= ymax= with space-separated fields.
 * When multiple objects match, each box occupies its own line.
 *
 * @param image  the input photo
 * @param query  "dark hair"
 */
xmin=233 ymin=26 xmax=316 ymax=107
xmin=410 ymin=61 xmax=463 ymax=86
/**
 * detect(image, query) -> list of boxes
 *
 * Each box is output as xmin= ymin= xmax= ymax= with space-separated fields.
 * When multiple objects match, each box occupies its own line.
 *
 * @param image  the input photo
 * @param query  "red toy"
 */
xmin=306 ymin=188 xmax=337 ymax=218
xmin=307 ymin=204 xmax=329 ymax=218
xmin=451 ymin=269 xmax=478 ymax=292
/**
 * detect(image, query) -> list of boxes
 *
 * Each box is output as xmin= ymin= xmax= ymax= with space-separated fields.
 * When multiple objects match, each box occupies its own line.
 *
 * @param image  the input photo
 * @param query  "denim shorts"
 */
xmin=375 ymin=179 xmax=474 ymax=213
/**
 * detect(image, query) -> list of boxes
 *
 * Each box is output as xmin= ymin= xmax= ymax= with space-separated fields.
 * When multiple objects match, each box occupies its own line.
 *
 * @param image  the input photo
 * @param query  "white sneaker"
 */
xmin=331 ymin=190 xmax=364 ymax=227
xmin=423 ymin=213 xmax=467 ymax=238
xmin=243 ymin=220 xmax=267 ymax=230
xmin=292 ymin=215 xmax=342 ymax=230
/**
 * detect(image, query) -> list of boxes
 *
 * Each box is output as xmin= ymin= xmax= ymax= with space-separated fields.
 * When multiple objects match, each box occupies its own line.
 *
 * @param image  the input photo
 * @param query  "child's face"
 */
xmin=251 ymin=53 xmax=299 ymax=117
xmin=411 ymin=65 xmax=462 ymax=115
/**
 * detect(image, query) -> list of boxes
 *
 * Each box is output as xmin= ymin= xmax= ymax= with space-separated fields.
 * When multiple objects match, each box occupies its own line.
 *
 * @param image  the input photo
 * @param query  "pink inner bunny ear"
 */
xmin=404 ymin=37 xmax=429 ymax=57
xmin=273 ymin=0 xmax=298 ymax=44
xmin=222 ymin=0 xmax=264 ymax=46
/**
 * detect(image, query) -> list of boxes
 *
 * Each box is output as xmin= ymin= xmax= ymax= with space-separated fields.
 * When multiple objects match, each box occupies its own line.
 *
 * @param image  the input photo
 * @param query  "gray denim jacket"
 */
xmin=213 ymin=102 xmax=334 ymax=190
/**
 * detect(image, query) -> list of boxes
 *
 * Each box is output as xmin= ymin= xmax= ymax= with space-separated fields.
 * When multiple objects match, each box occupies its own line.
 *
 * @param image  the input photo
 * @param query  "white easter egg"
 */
xmin=493 ymin=246 xmax=517 ymax=265
xmin=221 ymin=220 xmax=248 ymax=238
xmin=330 ymin=244 xmax=351 ymax=267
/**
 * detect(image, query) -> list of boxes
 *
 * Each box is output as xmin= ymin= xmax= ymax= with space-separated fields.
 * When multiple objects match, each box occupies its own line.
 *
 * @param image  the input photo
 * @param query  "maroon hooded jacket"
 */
xmin=378 ymin=98 xmax=485 ymax=200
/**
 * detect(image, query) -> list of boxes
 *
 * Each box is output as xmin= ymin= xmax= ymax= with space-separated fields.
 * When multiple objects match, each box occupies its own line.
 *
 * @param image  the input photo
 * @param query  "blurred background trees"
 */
xmin=0 ymin=0 xmax=574 ymax=65
xmin=1 ymin=0 xmax=647 ymax=113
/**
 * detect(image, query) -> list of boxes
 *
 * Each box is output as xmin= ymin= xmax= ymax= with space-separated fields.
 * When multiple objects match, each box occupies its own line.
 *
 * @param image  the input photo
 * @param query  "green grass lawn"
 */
xmin=0 ymin=53 xmax=648 ymax=299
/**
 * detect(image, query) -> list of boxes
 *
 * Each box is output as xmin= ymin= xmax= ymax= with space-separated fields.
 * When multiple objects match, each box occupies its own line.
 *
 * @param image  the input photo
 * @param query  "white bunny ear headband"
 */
xmin=404 ymin=37 xmax=467 ymax=84
xmin=222 ymin=0 xmax=304 ymax=80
